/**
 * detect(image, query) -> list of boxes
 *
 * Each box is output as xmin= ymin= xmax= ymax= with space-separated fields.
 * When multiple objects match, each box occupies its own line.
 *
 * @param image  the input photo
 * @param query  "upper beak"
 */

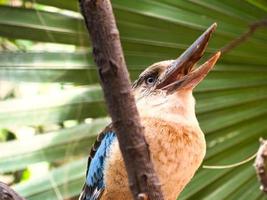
xmin=155 ymin=23 xmax=220 ymax=92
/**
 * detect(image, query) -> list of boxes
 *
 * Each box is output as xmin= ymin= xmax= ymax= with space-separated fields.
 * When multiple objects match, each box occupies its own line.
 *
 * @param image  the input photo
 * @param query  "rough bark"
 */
xmin=0 ymin=182 xmax=25 ymax=200
xmin=254 ymin=138 xmax=267 ymax=194
xmin=79 ymin=0 xmax=164 ymax=200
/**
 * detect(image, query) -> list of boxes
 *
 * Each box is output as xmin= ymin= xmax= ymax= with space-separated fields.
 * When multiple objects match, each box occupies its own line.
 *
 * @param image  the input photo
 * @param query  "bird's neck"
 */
xmin=138 ymin=91 xmax=199 ymax=127
xmin=175 ymin=91 xmax=198 ymax=125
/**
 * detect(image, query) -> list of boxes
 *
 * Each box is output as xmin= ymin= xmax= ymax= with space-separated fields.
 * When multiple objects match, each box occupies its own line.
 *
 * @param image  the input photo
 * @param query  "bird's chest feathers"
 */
xmin=103 ymin=117 xmax=205 ymax=200
xmin=143 ymin=117 xmax=206 ymax=173
xmin=143 ymin=117 xmax=206 ymax=199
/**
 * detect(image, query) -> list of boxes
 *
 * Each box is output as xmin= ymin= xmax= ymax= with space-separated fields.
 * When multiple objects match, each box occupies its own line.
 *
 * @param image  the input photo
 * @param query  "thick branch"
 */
xmin=79 ymin=0 xmax=164 ymax=199
xmin=221 ymin=19 xmax=267 ymax=54
xmin=0 ymin=182 xmax=25 ymax=200
xmin=254 ymin=138 xmax=267 ymax=194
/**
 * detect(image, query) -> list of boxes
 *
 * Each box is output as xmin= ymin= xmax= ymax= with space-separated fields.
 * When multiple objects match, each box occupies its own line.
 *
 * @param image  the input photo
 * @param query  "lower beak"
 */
xmin=155 ymin=23 xmax=220 ymax=92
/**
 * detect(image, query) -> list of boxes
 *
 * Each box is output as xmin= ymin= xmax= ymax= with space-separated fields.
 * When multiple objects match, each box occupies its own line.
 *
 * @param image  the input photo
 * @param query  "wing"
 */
xmin=79 ymin=125 xmax=116 ymax=200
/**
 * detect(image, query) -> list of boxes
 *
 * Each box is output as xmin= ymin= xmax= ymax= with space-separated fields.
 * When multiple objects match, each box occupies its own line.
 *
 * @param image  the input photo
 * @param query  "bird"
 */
xmin=79 ymin=23 xmax=221 ymax=200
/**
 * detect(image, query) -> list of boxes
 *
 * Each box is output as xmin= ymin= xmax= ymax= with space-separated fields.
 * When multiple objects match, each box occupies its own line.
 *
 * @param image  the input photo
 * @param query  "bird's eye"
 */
xmin=145 ymin=76 xmax=156 ymax=85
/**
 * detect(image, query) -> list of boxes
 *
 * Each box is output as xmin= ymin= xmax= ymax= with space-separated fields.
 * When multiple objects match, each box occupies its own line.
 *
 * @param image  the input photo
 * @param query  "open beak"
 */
xmin=155 ymin=23 xmax=221 ymax=92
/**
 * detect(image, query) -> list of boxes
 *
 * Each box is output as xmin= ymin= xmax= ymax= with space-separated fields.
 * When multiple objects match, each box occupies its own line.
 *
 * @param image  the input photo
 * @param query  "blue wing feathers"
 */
xmin=86 ymin=131 xmax=116 ymax=187
xmin=80 ymin=129 xmax=116 ymax=200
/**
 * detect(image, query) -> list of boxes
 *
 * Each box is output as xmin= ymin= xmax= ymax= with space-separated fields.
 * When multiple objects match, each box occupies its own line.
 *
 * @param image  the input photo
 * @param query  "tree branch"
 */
xmin=0 ymin=182 xmax=25 ymax=200
xmin=79 ymin=0 xmax=164 ymax=199
xmin=254 ymin=138 xmax=267 ymax=194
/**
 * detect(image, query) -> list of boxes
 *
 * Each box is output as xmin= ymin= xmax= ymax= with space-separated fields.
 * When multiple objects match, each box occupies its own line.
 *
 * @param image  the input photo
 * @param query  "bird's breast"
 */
xmin=102 ymin=117 xmax=206 ymax=200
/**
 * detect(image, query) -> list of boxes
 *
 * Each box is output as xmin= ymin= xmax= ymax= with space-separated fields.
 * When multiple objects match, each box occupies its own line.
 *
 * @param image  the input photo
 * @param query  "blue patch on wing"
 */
xmin=85 ymin=131 xmax=116 ymax=199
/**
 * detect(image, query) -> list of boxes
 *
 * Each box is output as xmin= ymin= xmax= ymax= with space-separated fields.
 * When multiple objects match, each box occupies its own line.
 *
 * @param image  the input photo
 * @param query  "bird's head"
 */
xmin=133 ymin=23 xmax=221 ymax=124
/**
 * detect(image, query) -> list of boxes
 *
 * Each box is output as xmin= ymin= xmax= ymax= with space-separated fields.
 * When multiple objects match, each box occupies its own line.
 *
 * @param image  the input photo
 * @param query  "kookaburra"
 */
xmin=79 ymin=23 xmax=220 ymax=200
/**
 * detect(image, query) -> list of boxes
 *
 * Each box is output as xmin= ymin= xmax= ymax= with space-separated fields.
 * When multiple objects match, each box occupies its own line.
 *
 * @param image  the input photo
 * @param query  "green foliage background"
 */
xmin=0 ymin=0 xmax=267 ymax=199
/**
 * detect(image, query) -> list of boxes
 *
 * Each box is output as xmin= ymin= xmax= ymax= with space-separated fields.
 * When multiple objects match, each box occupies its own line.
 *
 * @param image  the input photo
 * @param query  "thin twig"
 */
xmin=221 ymin=19 xmax=267 ymax=54
xmin=203 ymin=152 xmax=257 ymax=169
